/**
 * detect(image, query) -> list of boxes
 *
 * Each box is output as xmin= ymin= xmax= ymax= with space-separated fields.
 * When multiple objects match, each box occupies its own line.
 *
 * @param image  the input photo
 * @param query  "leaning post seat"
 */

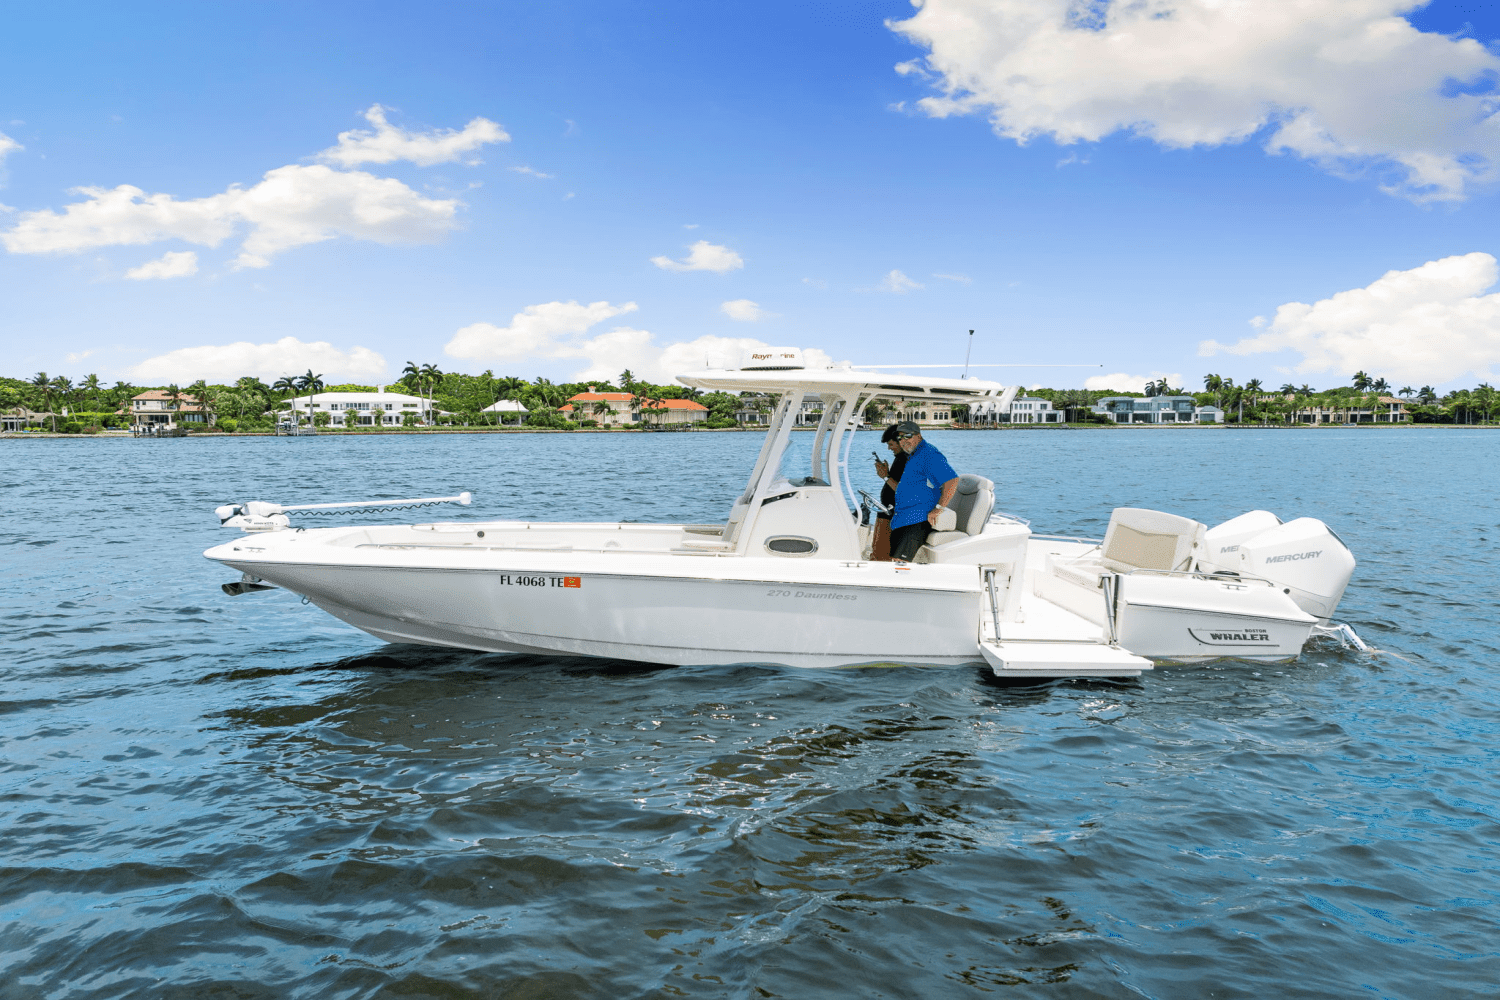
xmin=922 ymin=474 xmax=996 ymax=548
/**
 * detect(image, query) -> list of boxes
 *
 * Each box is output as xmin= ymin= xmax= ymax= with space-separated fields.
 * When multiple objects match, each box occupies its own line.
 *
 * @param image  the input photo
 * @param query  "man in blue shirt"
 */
xmin=888 ymin=421 xmax=959 ymax=562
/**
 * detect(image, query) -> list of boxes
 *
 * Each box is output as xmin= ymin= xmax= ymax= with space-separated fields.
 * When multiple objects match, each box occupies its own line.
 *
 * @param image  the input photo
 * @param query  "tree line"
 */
xmin=5 ymin=364 xmax=1497 ymax=432
xmin=0 ymin=365 xmax=771 ymax=432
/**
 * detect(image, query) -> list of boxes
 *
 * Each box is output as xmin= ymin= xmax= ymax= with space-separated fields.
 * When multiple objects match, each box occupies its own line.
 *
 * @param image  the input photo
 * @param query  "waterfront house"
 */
xmin=890 ymin=399 xmax=969 ymax=428
xmin=286 ymin=387 xmax=432 ymax=427
xmin=560 ymin=389 xmax=710 ymax=426
xmin=480 ymin=399 xmax=529 ymax=423
xmin=642 ymin=397 xmax=709 ymax=425
xmin=1092 ymin=396 xmax=1223 ymax=424
xmin=1291 ymin=395 xmax=1408 ymax=424
xmin=559 ymin=389 xmax=635 ymax=426
xmin=2 ymin=407 xmax=51 ymax=431
xmin=967 ymin=396 xmax=1060 ymax=425
xmin=131 ymin=390 xmax=213 ymax=429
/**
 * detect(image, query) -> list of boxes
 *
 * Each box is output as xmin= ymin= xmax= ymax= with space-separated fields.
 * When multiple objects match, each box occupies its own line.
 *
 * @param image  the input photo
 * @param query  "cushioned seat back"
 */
xmin=1101 ymin=507 xmax=1204 ymax=573
xmin=948 ymin=474 xmax=995 ymax=536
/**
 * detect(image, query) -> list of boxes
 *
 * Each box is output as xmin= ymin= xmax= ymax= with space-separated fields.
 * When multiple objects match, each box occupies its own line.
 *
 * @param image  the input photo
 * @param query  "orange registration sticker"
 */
xmin=563 ymin=577 xmax=582 ymax=588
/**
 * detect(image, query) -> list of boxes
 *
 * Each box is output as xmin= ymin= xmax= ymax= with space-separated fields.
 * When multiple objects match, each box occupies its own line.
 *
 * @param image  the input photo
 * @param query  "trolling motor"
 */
xmin=215 ymin=492 xmax=473 ymax=532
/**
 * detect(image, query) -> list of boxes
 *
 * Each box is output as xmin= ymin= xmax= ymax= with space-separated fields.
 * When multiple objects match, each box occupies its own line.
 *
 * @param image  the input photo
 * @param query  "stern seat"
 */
xmin=1039 ymin=508 xmax=1206 ymax=624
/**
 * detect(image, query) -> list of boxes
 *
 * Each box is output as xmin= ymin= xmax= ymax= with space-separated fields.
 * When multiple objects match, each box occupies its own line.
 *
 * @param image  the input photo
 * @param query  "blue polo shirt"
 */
xmin=891 ymin=438 xmax=958 ymax=530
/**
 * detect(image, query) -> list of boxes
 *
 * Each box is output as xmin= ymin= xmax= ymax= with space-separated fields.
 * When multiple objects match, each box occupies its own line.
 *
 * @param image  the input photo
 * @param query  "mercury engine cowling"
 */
xmin=1204 ymin=516 xmax=1355 ymax=622
xmin=1201 ymin=510 xmax=1282 ymax=567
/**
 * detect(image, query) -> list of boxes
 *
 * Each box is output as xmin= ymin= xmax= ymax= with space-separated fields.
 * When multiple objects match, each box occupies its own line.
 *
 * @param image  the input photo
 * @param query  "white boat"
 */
xmin=205 ymin=353 xmax=1366 ymax=678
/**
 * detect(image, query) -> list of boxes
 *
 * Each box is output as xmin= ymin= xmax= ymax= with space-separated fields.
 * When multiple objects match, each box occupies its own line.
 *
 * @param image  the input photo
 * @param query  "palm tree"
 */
xmin=419 ymin=364 xmax=442 ymax=425
xmin=187 ymin=379 xmax=218 ymax=427
xmin=494 ymin=376 xmax=526 ymax=425
xmin=1371 ymin=377 xmax=1389 ymax=394
xmin=1476 ymin=383 xmax=1496 ymax=425
xmin=49 ymin=376 xmax=74 ymax=429
xmin=272 ymin=375 xmax=299 ymax=426
xmin=1351 ymin=370 xmax=1371 ymax=391
xmin=82 ymin=373 xmax=101 ymax=415
xmin=297 ymin=370 xmax=325 ymax=425
xmin=1279 ymin=382 xmax=1297 ymax=396
xmin=618 ymin=369 xmax=636 ymax=397
xmin=1243 ymin=378 xmax=1263 ymax=423
xmin=161 ymin=384 xmax=185 ymax=428
xmin=1203 ymin=373 xmax=1223 ymax=409
xmin=590 ymin=397 xmax=614 ymax=425
xmin=30 ymin=372 xmax=54 ymax=430
xmin=1298 ymin=384 xmax=1314 ymax=397
xmin=1418 ymin=385 xmax=1437 ymax=405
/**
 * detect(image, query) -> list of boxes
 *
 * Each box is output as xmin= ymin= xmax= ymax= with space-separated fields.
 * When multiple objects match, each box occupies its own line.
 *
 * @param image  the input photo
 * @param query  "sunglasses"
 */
xmin=897 ymin=432 xmax=916 ymax=439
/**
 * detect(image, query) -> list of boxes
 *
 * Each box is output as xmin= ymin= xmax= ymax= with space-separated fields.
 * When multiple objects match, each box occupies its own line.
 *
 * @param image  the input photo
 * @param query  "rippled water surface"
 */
xmin=3 ymin=428 xmax=1498 ymax=998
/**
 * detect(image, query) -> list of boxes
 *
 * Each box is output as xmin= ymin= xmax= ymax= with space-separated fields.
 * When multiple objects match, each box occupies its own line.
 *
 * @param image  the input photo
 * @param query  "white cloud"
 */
xmin=650 ymin=240 xmax=744 ymax=273
xmin=510 ymin=165 xmax=553 ymax=179
xmin=318 ymin=104 xmax=508 ymax=168
xmin=126 ymin=336 xmax=388 ymax=385
xmin=442 ymin=297 xmax=837 ymax=383
xmin=444 ymin=300 xmax=640 ymax=362
xmin=890 ymin=0 xmax=1500 ymax=201
xmin=1199 ymin=252 xmax=1500 ymax=385
xmin=881 ymin=269 xmax=923 ymax=293
xmin=65 ymin=349 xmax=95 ymax=363
xmin=932 ymin=272 xmax=971 ymax=284
xmin=125 ymin=250 xmax=199 ymax=280
xmin=1085 ymin=371 xmax=1184 ymax=392
xmin=720 ymin=299 xmax=770 ymax=321
xmin=2 ymin=107 xmax=493 ymax=268
xmin=3 ymin=164 xmax=460 ymax=268
xmin=0 ymin=131 xmax=19 ymax=166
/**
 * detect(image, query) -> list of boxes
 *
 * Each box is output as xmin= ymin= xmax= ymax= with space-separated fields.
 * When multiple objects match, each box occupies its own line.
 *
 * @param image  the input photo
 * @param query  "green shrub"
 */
xmin=61 ymin=421 xmax=83 ymax=433
xmin=217 ymin=418 xmax=238 ymax=433
xmin=578 ymin=419 xmax=598 ymax=428
xmin=704 ymin=416 xmax=738 ymax=429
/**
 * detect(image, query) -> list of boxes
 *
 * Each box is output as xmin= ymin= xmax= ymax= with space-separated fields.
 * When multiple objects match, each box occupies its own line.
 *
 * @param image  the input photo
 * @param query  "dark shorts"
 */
xmin=889 ymin=521 xmax=931 ymax=562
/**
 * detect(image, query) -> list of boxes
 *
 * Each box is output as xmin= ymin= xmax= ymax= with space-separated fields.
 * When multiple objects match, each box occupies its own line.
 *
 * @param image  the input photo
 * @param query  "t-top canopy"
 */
xmin=676 ymin=366 xmax=1008 ymax=402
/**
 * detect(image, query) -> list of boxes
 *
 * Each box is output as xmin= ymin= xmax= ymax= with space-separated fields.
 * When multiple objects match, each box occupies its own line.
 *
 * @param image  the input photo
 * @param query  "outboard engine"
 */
xmin=1201 ymin=510 xmax=1282 ymax=565
xmin=1204 ymin=515 xmax=1355 ymax=622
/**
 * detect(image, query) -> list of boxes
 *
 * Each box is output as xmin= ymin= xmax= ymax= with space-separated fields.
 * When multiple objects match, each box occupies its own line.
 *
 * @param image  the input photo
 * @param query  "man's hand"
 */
xmin=875 ymin=459 xmax=889 ymax=478
xmin=927 ymin=507 xmax=942 ymax=528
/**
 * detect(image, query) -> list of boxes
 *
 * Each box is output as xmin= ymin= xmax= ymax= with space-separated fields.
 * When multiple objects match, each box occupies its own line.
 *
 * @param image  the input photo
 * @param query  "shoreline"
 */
xmin=2 ymin=423 xmax=1491 ymax=440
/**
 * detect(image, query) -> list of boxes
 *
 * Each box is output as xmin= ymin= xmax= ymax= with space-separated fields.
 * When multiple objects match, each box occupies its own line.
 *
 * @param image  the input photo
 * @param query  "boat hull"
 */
xmin=208 ymin=542 xmax=986 ymax=668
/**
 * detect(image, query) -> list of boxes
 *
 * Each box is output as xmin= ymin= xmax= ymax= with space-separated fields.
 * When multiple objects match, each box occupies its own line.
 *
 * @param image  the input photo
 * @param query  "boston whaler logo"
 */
xmin=1188 ymin=627 xmax=1277 ymax=646
xmin=1264 ymin=550 xmax=1321 ymax=564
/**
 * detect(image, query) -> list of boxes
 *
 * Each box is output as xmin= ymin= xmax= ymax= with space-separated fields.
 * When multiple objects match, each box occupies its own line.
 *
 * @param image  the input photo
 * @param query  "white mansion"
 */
xmin=284 ymin=388 xmax=435 ymax=427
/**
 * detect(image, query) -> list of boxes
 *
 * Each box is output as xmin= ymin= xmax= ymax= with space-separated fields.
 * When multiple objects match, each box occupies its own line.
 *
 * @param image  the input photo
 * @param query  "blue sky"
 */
xmin=3 ymin=0 xmax=1499 ymax=392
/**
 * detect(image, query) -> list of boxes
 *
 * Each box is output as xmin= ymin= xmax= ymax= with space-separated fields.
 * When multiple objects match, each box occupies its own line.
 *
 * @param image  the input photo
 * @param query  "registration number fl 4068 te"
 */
xmin=496 ymin=575 xmax=581 ymax=588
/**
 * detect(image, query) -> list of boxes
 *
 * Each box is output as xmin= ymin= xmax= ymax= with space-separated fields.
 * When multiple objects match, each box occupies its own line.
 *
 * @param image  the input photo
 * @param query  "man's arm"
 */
xmin=927 ymin=477 xmax=960 ymax=527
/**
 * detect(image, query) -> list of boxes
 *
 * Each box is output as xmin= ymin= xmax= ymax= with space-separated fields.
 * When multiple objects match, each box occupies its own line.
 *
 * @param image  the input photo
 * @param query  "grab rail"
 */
xmin=1124 ymin=567 xmax=1278 ymax=587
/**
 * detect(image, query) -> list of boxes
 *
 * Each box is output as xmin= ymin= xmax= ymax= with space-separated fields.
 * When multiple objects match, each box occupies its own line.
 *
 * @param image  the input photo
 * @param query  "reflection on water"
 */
xmin=2 ymin=430 xmax=1498 ymax=997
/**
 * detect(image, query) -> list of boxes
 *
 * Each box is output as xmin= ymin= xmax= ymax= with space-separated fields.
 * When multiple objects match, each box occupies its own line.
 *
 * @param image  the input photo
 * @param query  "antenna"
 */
xmin=962 ymin=330 xmax=974 ymax=379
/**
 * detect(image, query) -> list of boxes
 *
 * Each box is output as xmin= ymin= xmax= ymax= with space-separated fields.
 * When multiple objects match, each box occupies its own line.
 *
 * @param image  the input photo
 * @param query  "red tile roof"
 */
xmin=642 ymin=398 xmax=707 ymax=410
xmin=133 ymin=390 xmax=204 ymax=403
xmin=567 ymin=391 xmax=634 ymax=402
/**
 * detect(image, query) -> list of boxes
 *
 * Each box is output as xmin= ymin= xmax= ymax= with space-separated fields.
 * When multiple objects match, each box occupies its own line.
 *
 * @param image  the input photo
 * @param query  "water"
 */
xmin=3 ymin=428 xmax=1498 ymax=998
